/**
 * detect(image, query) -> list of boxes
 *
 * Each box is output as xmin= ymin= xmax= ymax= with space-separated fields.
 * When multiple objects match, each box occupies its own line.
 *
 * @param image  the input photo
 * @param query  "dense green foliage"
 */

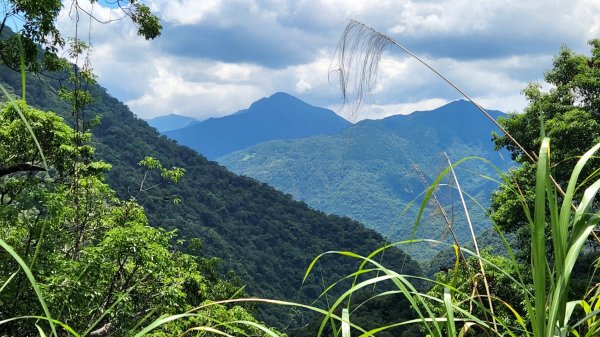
xmin=0 ymin=4 xmax=278 ymax=331
xmin=292 ymin=292 xmax=421 ymax=337
xmin=428 ymin=251 xmax=530 ymax=329
xmin=422 ymin=227 xmax=516 ymax=278
xmin=0 ymin=101 xmax=264 ymax=336
xmin=419 ymin=40 xmax=600 ymax=337
xmin=491 ymin=40 xmax=600 ymax=253
xmin=296 ymin=19 xmax=599 ymax=337
xmin=219 ymin=100 xmax=507 ymax=260
xmin=0 ymin=1 xmax=161 ymax=73
xmin=2 ymin=3 xmax=421 ymax=335
xmin=6 ymin=5 xmax=598 ymax=335
xmin=420 ymin=138 xmax=600 ymax=337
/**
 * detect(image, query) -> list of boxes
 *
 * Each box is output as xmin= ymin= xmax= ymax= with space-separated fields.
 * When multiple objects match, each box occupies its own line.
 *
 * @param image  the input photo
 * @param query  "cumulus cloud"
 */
xmin=126 ymin=79 xmax=266 ymax=120
xmin=121 ymin=54 xmax=341 ymax=119
xmin=55 ymin=0 xmax=600 ymax=121
xmin=149 ymin=0 xmax=223 ymax=25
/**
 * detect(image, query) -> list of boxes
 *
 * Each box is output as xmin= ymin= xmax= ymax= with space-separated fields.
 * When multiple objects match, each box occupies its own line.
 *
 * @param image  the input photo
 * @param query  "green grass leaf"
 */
xmin=0 ymin=239 xmax=57 ymax=337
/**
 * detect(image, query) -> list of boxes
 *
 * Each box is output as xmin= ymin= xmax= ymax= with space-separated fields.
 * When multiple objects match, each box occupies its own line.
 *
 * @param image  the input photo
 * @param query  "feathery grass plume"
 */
xmin=331 ymin=20 xmax=393 ymax=120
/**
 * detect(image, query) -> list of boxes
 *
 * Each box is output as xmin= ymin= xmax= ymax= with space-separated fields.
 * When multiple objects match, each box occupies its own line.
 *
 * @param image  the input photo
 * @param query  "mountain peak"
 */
xmin=370 ymin=99 xmax=505 ymax=146
xmin=379 ymin=99 xmax=502 ymax=122
xmin=164 ymin=92 xmax=351 ymax=159
xmin=446 ymin=99 xmax=470 ymax=106
xmin=269 ymin=91 xmax=296 ymax=99
xmin=250 ymin=92 xmax=310 ymax=112
xmin=443 ymin=99 xmax=482 ymax=110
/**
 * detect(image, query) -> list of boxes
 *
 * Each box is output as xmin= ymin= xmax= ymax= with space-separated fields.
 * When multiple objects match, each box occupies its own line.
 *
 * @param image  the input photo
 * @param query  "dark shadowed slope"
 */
xmin=0 ymin=67 xmax=421 ymax=327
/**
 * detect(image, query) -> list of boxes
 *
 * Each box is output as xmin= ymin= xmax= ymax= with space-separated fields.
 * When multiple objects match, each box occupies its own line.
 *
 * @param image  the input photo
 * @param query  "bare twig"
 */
xmin=0 ymin=163 xmax=45 ymax=177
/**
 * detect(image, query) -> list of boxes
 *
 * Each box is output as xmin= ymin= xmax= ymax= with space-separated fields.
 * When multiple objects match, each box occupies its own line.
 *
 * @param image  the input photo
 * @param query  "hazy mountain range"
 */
xmin=163 ymin=92 xmax=351 ymax=159
xmin=156 ymin=95 xmax=509 ymax=260
xmin=146 ymin=114 xmax=200 ymax=132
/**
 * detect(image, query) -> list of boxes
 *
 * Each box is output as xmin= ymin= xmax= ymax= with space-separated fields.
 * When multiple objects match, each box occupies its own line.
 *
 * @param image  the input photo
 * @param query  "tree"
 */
xmin=491 ymin=40 xmax=600 ymax=250
xmin=0 ymin=101 xmax=264 ymax=336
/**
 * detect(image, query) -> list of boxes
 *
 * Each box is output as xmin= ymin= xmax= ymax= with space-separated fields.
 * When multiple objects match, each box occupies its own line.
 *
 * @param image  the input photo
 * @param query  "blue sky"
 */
xmin=57 ymin=0 xmax=600 ymax=121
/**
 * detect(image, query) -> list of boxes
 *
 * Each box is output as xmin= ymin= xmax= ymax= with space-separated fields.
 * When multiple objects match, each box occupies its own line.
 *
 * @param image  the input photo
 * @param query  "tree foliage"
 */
xmin=0 ymin=62 xmax=424 ymax=330
xmin=0 ymin=102 xmax=262 ymax=336
xmin=0 ymin=8 xmax=418 ymax=333
xmin=491 ymin=40 xmax=600 ymax=248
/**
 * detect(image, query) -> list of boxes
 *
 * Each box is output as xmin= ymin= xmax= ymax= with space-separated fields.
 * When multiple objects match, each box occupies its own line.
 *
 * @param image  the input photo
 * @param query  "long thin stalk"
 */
xmin=412 ymin=164 xmax=464 ymax=258
xmin=444 ymin=152 xmax=498 ymax=333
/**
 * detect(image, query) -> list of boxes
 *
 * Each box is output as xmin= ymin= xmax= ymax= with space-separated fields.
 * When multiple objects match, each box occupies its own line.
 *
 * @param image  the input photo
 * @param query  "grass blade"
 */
xmin=0 ymin=239 xmax=57 ymax=336
xmin=531 ymin=138 xmax=549 ymax=337
xmin=35 ymin=324 xmax=47 ymax=337
xmin=443 ymin=287 xmax=457 ymax=337
xmin=341 ymin=309 xmax=351 ymax=337
xmin=17 ymin=35 xmax=26 ymax=101
xmin=0 ymin=270 xmax=19 ymax=293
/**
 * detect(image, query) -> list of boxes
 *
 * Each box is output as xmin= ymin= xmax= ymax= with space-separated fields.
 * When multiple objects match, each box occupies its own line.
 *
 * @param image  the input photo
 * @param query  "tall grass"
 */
xmin=535 ymin=140 xmax=600 ymax=337
xmin=292 ymin=138 xmax=599 ymax=337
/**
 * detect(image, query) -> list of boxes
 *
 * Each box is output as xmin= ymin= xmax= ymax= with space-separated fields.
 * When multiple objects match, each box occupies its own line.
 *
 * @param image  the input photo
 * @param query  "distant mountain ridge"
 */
xmin=218 ymin=100 xmax=510 ymax=259
xmin=374 ymin=100 xmax=504 ymax=145
xmin=163 ymin=92 xmax=352 ymax=159
xmin=146 ymin=114 xmax=200 ymax=132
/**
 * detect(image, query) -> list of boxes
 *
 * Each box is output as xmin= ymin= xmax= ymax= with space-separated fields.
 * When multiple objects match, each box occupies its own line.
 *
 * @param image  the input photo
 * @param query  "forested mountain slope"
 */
xmin=0 ymin=67 xmax=421 ymax=327
xmin=219 ymin=100 xmax=509 ymax=259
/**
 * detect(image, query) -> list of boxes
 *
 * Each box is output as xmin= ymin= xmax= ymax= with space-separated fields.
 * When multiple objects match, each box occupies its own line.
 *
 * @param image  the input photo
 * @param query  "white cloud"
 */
xmin=149 ymin=0 xmax=223 ymax=25
xmin=295 ymin=78 xmax=312 ymax=93
xmin=471 ymin=94 xmax=527 ymax=114
xmin=125 ymin=62 xmax=267 ymax=119
xmin=209 ymin=62 xmax=256 ymax=82
xmin=54 ymin=0 xmax=600 ymax=122
xmin=389 ymin=0 xmax=515 ymax=36
xmin=290 ymin=53 xmax=333 ymax=94
xmin=117 ymin=54 xmax=339 ymax=119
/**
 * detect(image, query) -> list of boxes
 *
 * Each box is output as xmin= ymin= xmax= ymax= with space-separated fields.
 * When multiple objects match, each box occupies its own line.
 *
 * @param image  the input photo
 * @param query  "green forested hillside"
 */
xmin=218 ymin=100 xmax=509 ymax=259
xmin=0 ymin=66 xmax=421 ymax=328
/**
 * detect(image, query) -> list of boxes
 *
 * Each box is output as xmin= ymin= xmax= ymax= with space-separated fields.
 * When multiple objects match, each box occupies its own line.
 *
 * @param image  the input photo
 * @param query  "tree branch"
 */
xmin=0 ymin=163 xmax=45 ymax=177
